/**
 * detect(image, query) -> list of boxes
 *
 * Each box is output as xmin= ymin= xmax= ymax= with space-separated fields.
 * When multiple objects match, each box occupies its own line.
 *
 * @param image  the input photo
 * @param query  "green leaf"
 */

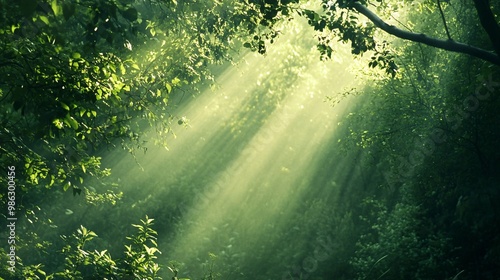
xmin=80 ymin=225 xmax=87 ymax=236
xmin=172 ymin=77 xmax=181 ymax=86
xmin=61 ymin=102 xmax=70 ymax=111
xmin=149 ymin=28 xmax=156 ymax=36
xmin=11 ymin=24 xmax=19 ymax=33
xmin=63 ymin=181 xmax=71 ymax=191
xmin=96 ymin=89 xmax=102 ymax=100
xmin=39 ymin=15 xmax=50 ymax=25
xmin=143 ymin=244 xmax=158 ymax=255
xmin=120 ymin=64 xmax=126 ymax=75
xmin=165 ymin=83 xmax=172 ymax=93
xmin=65 ymin=114 xmax=79 ymax=130
xmin=72 ymin=52 xmax=81 ymax=59
xmin=53 ymin=118 xmax=64 ymax=129
xmin=51 ymin=0 xmax=61 ymax=16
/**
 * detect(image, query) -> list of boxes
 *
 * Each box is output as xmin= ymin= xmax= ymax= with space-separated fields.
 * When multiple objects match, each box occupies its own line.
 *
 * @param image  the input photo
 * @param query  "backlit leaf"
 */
xmin=51 ymin=0 xmax=61 ymax=16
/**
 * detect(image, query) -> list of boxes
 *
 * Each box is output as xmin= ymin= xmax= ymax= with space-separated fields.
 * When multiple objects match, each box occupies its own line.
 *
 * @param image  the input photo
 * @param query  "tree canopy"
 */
xmin=1 ymin=0 xmax=499 ymax=279
xmin=254 ymin=0 xmax=500 ymax=68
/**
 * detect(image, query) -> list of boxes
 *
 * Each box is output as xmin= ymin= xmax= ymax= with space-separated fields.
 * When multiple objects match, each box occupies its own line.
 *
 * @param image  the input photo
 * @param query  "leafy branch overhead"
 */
xmin=350 ymin=0 xmax=500 ymax=65
xmin=3 ymin=0 xmax=498 ymax=200
xmin=250 ymin=0 xmax=500 ymax=70
xmin=0 ymin=0 xmax=274 ymax=195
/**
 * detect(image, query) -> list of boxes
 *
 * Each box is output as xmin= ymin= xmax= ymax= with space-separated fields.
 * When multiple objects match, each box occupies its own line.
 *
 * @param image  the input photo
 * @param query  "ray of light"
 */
xmin=62 ymin=16 xmax=368 ymax=279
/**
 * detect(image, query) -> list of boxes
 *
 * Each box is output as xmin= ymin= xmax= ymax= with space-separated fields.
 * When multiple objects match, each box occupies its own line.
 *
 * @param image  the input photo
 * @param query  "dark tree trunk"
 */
xmin=472 ymin=0 xmax=500 ymax=56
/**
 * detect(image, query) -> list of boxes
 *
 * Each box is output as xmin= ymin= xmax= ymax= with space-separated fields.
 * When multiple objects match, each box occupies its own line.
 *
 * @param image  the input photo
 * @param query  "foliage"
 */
xmin=335 ymin=1 xmax=500 ymax=278
xmin=1 ymin=0 xmax=499 ymax=279
xmin=0 ymin=0 xmax=264 ymax=278
xmin=352 ymin=196 xmax=456 ymax=280
xmin=3 ymin=216 xmax=166 ymax=279
xmin=245 ymin=0 xmax=500 ymax=71
xmin=0 ymin=0 xmax=251 ymax=196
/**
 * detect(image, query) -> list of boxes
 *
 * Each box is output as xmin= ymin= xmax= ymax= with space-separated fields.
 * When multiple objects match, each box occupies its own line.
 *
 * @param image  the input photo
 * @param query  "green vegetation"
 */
xmin=1 ymin=0 xmax=499 ymax=279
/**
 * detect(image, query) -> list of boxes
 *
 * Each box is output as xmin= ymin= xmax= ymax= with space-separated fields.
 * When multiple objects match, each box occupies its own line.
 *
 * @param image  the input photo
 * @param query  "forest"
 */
xmin=0 ymin=0 xmax=499 ymax=279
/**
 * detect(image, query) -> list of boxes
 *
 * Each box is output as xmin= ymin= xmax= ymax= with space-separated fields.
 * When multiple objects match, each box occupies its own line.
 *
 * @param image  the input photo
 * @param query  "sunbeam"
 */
xmin=94 ymin=19 xmax=364 ymax=278
xmin=3 ymin=0 xmax=498 ymax=279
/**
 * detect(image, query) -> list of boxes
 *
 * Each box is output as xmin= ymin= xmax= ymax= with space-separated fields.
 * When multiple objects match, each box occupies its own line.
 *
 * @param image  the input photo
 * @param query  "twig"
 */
xmin=437 ymin=0 xmax=452 ymax=40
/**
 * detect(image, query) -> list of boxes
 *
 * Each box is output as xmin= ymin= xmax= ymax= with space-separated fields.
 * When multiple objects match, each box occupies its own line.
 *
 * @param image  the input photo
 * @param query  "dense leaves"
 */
xmin=0 ymin=0 xmax=274 ymax=278
xmin=337 ymin=3 xmax=500 ymax=279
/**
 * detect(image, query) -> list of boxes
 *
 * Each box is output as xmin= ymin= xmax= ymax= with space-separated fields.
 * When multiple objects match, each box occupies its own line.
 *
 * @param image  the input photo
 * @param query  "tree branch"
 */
xmin=437 ymin=0 xmax=452 ymax=40
xmin=472 ymin=0 xmax=500 ymax=56
xmin=351 ymin=2 xmax=500 ymax=66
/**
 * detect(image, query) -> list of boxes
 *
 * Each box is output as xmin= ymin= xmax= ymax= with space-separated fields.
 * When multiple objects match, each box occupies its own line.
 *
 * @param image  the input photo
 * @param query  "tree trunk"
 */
xmin=472 ymin=0 xmax=500 ymax=56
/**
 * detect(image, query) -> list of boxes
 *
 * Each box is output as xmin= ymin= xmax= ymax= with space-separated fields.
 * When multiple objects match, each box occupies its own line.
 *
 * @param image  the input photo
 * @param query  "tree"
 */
xmin=248 ymin=0 xmax=500 ymax=73
xmin=2 ymin=0 xmax=499 ymax=279
xmin=0 ymin=0 xmax=268 ymax=201
xmin=335 ymin=1 xmax=500 ymax=277
xmin=0 ymin=0 xmax=276 ymax=277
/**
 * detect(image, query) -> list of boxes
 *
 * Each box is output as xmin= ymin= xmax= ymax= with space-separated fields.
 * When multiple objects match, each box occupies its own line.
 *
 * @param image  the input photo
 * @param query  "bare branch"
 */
xmin=437 ymin=0 xmax=452 ymax=40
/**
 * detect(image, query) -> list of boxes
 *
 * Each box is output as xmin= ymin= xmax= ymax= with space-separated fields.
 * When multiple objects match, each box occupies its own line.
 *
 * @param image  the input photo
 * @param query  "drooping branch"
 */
xmin=351 ymin=1 xmax=500 ymax=66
